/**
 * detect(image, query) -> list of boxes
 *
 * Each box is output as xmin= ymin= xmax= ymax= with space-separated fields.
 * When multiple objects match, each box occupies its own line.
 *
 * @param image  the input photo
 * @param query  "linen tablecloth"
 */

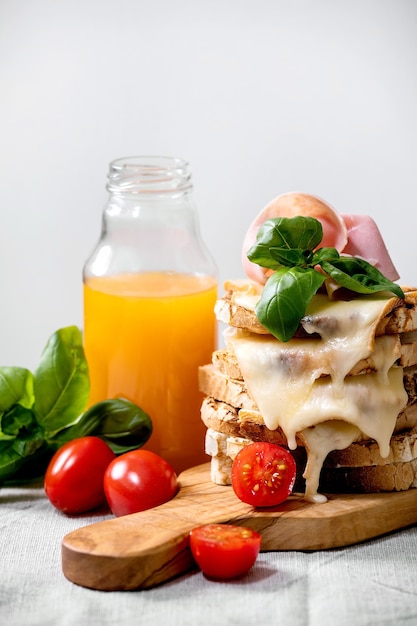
xmin=1 ymin=481 xmax=417 ymax=626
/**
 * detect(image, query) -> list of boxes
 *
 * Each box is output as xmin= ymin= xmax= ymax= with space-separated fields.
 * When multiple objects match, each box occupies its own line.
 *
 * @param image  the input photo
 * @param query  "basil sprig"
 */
xmin=0 ymin=326 xmax=152 ymax=483
xmin=247 ymin=216 xmax=405 ymax=342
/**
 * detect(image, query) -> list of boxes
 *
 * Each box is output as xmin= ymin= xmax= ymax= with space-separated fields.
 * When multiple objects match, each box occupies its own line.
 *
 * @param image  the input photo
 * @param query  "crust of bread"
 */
xmin=199 ymin=362 xmax=417 ymax=417
xmin=212 ymin=349 xmax=243 ymax=380
xmin=378 ymin=289 xmax=417 ymax=335
xmin=204 ymin=426 xmax=417 ymax=492
xmin=399 ymin=333 xmax=417 ymax=367
xmin=324 ymin=423 xmax=417 ymax=467
xmin=215 ymin=298 xmax=269 ymax=335
xmin=201 ymin=393 xmax=417 ymax=457
xmin=199 ymin=364 xmax=258 ymax=410
xmin=212 ymin=339 xmax=417 ymax=380
xmin=205 ymin=283 xmax=417 ymax=493
xmin=318 ymin=460 xmax=417 ymax=493
xmin=215 ymin=286 xmax=417 ymax=337
xmin=201 ymin=396 xmax=288 ymax=446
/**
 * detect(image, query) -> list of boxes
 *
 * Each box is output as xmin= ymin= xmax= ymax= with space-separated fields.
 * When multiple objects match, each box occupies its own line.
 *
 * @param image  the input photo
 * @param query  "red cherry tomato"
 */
xmin=189 ymin=524 xmax=261 ymax=579
xmin=231 ymin=442 xmax=296 ymax=507
xmin=103 ymin=449 xmax=178 ymax=516
xmin=44 ymin=436 xmax=116 ymax=514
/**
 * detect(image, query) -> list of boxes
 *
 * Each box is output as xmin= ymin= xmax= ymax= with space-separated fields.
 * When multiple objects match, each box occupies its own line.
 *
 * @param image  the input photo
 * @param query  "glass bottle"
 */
xmin=83 ymin=156 xmax=218 ymax=474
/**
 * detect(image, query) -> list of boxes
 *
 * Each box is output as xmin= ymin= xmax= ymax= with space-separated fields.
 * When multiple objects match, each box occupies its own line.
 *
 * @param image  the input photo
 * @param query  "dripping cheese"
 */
xmin=225 ymin=294 xmax=409 ymax=501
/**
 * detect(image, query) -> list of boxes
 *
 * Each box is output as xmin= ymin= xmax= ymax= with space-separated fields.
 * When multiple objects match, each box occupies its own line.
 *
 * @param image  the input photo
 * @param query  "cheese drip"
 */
xmin=225 ymin=295 xmax=408 ymax=502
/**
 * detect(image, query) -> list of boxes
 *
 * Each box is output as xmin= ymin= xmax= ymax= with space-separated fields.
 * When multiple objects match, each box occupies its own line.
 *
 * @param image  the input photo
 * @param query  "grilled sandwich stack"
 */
xmin=199 ymin=280 xmax=417 ymax=501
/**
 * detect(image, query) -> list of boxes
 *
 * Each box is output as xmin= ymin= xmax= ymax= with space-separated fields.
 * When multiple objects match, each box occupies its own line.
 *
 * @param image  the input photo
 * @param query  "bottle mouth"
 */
xmin=107 ymin=156 xmax=192 ymax=194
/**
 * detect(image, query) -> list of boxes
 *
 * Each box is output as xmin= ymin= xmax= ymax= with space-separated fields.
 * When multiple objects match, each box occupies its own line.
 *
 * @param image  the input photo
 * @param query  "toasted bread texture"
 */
xmin=200 ymin=284 xmax=417 ymax=496
xmin=216 ymin=283 xmax=417 ymax=337
xmin=205 ymin=426 xmax=417 ymax=493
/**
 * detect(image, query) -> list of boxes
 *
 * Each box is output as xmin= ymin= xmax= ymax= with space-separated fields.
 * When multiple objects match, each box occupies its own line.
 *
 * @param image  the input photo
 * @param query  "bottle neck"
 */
xmin=106 ymin=156 xmax=193 ymax=197
xmin=104 ymin=155 xmax=197 ymax=226
xmin=84 ymin=156 xmax=217 ymax=281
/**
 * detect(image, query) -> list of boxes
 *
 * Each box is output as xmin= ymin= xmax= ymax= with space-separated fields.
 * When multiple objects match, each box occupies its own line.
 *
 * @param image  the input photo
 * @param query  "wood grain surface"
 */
xmin=61 ymin=463 xmax=417 ymax=591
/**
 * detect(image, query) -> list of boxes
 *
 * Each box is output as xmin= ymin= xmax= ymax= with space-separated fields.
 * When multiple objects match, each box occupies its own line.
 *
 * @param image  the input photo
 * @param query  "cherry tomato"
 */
xmin=44 ymin=436 xmax=116 ymax=514
xmin=189 ymin=524 xmax=261 ymax=579
xmin=231 ymin=442 xmax=296 ymax=507
xmin=103 ymin=449 xmax=178 ymax=516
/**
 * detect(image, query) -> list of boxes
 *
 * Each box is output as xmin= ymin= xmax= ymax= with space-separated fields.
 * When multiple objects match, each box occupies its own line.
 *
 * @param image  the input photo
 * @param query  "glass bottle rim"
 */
xmin=107 ymin=155 xmax=192 ymax=195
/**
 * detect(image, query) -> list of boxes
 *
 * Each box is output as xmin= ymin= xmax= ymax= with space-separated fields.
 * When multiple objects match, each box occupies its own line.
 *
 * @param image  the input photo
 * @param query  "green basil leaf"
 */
xmin=49 ymin=398 xmax=152 ymax=455
xmin=269 ymin=247 xmax=313 ymax=267
xmin=0 ymin=406 xmax=37 ymax=441
xmin=95 ymin=398 xmax=153 ymax=454
xmin=248 ymin=216 xmax=323 ymax=262
xmin=246 ymin=214 xmax=405 ymax=343
xmin=311 ymin=247 xmax=340 ymax=264
xmin=255 ymin=267 xmax=326 ymax=342
xmin=0 ymin=367 xmax=34 ymax=412
xmin=0 ymin=371 xmax=45 ymax=481
xmin=33 ymin=326 xmax=90 ymax=435
xmin=0 ymin=422 xmax=46 ymax=482
xmin=247 ymin=243 xmax=311 ymax=270
xmin=321 ymin=257 xmax=405 ymax=298
xmin=246 ymin=242 xmax=285 ymax=270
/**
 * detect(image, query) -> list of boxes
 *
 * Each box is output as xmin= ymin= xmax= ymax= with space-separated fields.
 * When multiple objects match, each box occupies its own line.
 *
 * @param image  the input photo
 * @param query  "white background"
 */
xmin=1 ymin=0 xmax=416 ymax=370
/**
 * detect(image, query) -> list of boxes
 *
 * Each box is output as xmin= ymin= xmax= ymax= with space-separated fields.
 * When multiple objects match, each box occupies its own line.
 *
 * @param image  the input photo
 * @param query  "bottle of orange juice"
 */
xmin=83 ymin=156 xmax=217 ymax=474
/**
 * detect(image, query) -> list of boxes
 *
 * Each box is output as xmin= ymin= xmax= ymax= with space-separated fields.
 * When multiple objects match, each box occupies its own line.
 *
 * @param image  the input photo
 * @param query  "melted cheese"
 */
xmin=225 ymin=294 xmax=408 ymax=502
xmin=228 ymin=280 xmax=263 ymax=311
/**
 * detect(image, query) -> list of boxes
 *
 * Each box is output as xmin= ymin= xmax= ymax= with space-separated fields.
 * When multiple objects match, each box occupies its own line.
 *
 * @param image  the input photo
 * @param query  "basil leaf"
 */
xmin=0 ymin=325 xmax=155 ymax=482
xmin=0 ymin=405 xmax=37 ymax=440
xmin=0 ymin=367 xmax=34 ymax=412
xmin=248 ymin=216 xmax=323 ymax=262
xmin=0 ymin=419 xmax=45 ymax=481
xmin=48 ymin=398 xmax=152 ymax=455
xmin=255 ymin=267 xmax=326 ymax=342
xmin=321 ymin=257 xmax=405 ymax=298
xmin=269 ymin=247 xmax=313 ymax=267
xmin=33 ymin=326 xmax=90 ymax=435
xmin=248 ymin=217 xmax=323 ymax=270
xmin=246 ymin=242 xmax=285 ymax=270
xmin=246 ymin=214 xmax=405 ymax=343
xmin=311 ymin=247 xmax=340 ymax=264
xmin=95 ymin=398 xmax=153 ymax=454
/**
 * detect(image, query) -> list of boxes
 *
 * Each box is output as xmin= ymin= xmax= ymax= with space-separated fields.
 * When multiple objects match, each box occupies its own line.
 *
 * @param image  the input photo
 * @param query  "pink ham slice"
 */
xmin=341 ymin=214 xmax=399 ymax=281
xmin=242 ymin=192 xmax=400 ymax=283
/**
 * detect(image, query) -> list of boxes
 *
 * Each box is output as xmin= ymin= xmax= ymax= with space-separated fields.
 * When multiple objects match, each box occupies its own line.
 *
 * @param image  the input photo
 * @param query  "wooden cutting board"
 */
xmin=61 ymin=463 xmax=417 ymax=591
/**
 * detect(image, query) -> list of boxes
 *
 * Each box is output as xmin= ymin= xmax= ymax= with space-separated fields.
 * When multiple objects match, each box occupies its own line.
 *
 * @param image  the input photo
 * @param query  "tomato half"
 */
xmin=231 ymin=442 xmax=296 ymax=507
xmin=44 ymin=436 xmax=116 ymax=514
xmin=103 ymin=449 xmax=178 ymax=516
xmin=189 ymin=524 xmax=261 ymax=580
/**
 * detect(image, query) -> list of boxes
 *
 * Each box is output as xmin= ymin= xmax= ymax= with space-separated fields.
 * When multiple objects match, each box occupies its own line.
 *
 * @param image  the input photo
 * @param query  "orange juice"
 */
xmin=83 ymin=271 xmax=217 ymax=473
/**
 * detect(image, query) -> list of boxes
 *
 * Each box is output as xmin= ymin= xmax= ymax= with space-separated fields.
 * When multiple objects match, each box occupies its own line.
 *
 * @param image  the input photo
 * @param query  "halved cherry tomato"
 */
xmin=231 ymin=442 xmax=296 ymax=507
xmin=103 ymin=449 xmax=178 ymax=516
xmin=44 ymin=436 xmax=116 ymax=514
xmin=189 ymin=524 xmax=261 ymax=580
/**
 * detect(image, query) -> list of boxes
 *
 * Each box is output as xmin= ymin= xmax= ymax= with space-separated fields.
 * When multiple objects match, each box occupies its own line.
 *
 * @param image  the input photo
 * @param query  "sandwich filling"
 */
xmin=223 ymin=293 xmax=408 ymax=502
xmin=202 ymin=198 xmax=414 ymax=500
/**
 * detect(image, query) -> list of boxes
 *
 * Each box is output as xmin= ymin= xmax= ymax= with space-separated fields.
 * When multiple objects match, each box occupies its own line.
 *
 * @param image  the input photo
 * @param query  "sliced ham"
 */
xmin=341 ymin=214 xmax=400 ymax=281
xmin=242 ymin=192 xmax=400 ymax=283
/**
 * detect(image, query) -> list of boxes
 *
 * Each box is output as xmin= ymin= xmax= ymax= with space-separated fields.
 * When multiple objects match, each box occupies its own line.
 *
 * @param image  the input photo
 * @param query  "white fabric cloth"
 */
xmin=1 ymin=481 xmax=417 ymax=626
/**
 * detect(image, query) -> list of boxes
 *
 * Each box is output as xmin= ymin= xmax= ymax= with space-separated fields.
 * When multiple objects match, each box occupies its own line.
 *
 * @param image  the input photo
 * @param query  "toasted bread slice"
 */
xmin=205 ymin=426 xmax=417 ymax=492
xmin=203 ymin=284 xmax=417 ymax=497
xmin=212 ymin=335 xmax=417 ymax=381
xmin=199 ymin=363 xmax=417 ymax=426
xmin=216 ymin=284 xmax=417 ymax=337
xmin=201 ymin=392 xmax=417 ymax=453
